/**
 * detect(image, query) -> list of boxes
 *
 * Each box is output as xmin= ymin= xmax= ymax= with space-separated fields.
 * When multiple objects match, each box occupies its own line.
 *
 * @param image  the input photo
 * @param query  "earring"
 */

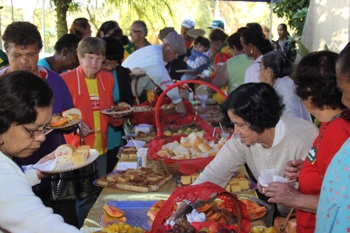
xmin=250 ymin=50 xmax=253 ymax=54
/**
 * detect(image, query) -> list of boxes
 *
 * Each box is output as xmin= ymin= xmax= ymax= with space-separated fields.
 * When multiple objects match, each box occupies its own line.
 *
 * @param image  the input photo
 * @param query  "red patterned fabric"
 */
xmin=150 ymin=182 xmax=251 ymax=233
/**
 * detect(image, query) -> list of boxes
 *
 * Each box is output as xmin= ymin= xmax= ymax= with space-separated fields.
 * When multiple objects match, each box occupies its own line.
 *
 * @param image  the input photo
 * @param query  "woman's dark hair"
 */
xmin=54 ymin=34 xmax=81 ymax=52
xmin=337 ymin=42 xmax=350 ymax=80
xmin=3 ymin=21 xmax=43 ymax=51
xmin=227 ymin=32 xmax=243 ymax=51
xmin=96 ymin=20 xmax=120 ymax=38
xmin=223 ymin=83 xmax=284 ymax=133
xmin=194 ymin=36 xmax=210 ymax=48
xmin=246 ymin=22 xmax=263 ymax=34
xmin=0 ymin=71 xmax=53 ymax=134
xmin=278 ymin=23 xmax=290 ymax=37
xmin=120 ymin=35 xmax=131 ymax=46
xmin=295 ymin=50 xmax=344 ymax=110
xmin=102 ymin=37 xmax=124 ymax=62
xmin=261 ymin=51 xmax=293 ymax=78
xmin=241 ymin=28 xmax=273 ymax=55
xmin=209 ymin=28 xmax=228 ymax=42
xmin=69 ymin=18 xmax=90 ymax=39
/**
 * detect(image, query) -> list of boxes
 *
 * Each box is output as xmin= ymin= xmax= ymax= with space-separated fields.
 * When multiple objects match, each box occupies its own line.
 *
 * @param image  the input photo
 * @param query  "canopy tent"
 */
xmin=300 ymin=0 xmax=349 ymax=54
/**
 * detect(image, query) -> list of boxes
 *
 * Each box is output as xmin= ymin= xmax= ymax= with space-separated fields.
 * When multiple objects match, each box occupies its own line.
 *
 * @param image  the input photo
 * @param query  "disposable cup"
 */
xmin=259 ymin=169 xmax=274 ymax=185
xmin=137 ymin=148 xmax=148 ymax=167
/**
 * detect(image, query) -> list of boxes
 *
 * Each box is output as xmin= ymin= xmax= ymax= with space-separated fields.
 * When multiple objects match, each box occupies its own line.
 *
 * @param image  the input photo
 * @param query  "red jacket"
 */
xmin=61 ymin=66 xmax=122 ymax=153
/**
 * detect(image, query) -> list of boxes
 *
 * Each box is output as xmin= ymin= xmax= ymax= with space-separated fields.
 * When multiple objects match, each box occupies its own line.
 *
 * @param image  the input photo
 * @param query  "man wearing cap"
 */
xmin=181 ymin=19 xmax=196 ymax=49
xmin=208 ymin=20 xmax=225 ymax=31
xmin=122 ymin=32 xmax=187 ymax=114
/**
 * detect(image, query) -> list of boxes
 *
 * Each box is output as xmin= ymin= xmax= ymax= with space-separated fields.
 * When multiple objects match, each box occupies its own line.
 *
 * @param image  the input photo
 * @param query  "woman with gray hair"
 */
xmin=61 ymin=37 xmax=123 ymax=225
xmin=0 ymin=71 xmax=81 ymax=232
xmin=259 ymin=50 xmax=312 ymax=122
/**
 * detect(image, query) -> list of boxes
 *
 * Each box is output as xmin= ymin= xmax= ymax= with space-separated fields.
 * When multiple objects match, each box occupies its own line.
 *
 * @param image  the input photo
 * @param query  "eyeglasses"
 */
xmin=102 ymin=61 xmax=119 ymax=69
xmin=258 ymin=67 xmax=268 ymax=73
xmin=22 ymin=125 xmax=51 ymax=139
xmin=130 ymin=29 xmax=142 ymax=33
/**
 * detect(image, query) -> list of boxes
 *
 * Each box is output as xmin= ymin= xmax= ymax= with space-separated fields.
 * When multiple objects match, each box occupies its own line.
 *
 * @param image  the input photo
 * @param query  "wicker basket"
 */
xmin=153 ymin=80 xmax=227 ymax=176
xmin=150 ymin=182 xmax=251 ymax=233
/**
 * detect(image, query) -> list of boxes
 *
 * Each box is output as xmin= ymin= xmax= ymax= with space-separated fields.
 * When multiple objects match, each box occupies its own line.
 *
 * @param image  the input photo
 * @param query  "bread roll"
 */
xmin=198 ymin=143 xmax=212 ymax=152
xmin=157 ymin=150 xmax=170 ymax=157
xmin=117 ymin=102 xmax=130 ymax=111
xmin=55 ymin=144 xmax=76 ymax=162
xmin=173 ymin=145 xmax=190 ymax=159
xmin=62 ymin=108 xmax=82 ymax=120
xmin=189 ymin=135 xmax=203 ymax=149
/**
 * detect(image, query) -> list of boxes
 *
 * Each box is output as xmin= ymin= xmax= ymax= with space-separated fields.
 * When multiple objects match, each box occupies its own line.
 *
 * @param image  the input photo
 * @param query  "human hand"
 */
xmin=167 ymin=201 xmax=193 ymax=222
xmin=175 ymin=101 xmax=187 ymax=114
xmin=183 ymin=57 xmax=188 ymax=62
xmin=264 ymin=182 xmax=299 ymax=208
xmin=284 ymin=159 xmax=304 ymax=183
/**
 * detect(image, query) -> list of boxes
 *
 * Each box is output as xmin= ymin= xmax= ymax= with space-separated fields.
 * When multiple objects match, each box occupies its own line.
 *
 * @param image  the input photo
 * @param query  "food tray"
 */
xmin=101 ymin=201 xmax=157 ymax=229
xmin=93 ymin=168 xmax=173 ymax=192
xmin=175 ymin=172 xmax=257 ymax=193
xmin=232 ymin=172 xmax=258 ymax=192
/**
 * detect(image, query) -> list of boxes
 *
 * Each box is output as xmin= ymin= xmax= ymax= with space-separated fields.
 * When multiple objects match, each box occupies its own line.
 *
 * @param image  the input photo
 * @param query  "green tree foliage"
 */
xmin=273 ymin=0 xmax=310 ymax=37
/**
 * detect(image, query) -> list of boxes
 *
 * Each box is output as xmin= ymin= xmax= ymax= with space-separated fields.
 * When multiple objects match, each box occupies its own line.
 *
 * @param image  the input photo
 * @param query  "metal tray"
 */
xmin=100 ymin=201 xmax=157 ymax=229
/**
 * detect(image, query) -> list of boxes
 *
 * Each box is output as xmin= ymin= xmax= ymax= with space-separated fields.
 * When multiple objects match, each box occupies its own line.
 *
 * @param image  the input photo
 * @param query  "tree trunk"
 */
xmin=53 ymin=0 xmax=73 ymax=39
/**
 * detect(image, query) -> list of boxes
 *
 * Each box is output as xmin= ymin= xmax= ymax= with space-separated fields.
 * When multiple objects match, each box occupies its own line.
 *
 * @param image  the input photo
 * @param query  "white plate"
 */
xmin=195 ymin=84 xmax=209 ymax=96
xmin=36 ymin=149 xmax=99 ymax=173
xmin=101 ymin=107 xmax=134 ymax=115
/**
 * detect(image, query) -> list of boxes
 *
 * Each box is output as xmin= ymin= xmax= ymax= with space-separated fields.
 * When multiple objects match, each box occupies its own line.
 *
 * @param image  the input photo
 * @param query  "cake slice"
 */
xmin=181 ymin=175 xmax=192 ymax=185
xmin=76 ymin=145 xmax=90 ymax=158
xmin=72 ymin=151 xmax=87 ymax=166
xmin=238 ymin=178 xmax=250 ymax=190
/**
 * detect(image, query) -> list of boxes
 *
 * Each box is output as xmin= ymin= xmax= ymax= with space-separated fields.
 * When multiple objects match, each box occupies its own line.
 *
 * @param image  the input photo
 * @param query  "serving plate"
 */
xmin=48 ymin=118 xmax=81 ymax=129
xmin=101 ymin=107 xmax=134 ymax=115
xmin=101 ymin=201 xmax=157 ymax=229
xmin=34 ymin=149 xmax=98 ymax=173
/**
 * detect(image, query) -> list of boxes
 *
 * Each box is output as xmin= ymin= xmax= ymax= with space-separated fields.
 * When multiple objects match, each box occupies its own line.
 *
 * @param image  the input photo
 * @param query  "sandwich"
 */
xmin=55 ymin=144 xmax=76 ymax=162
xmin=62 ymin=108 xmax=82 ymax=121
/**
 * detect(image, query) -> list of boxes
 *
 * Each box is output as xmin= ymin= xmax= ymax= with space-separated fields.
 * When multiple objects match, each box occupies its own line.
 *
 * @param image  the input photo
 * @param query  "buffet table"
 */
xmin=81 ymin=160 xmax=264 ymax=231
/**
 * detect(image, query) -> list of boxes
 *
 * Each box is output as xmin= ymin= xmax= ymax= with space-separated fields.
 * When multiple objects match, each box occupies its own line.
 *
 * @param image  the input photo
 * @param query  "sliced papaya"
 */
xmin=150 ymin=200 xmax=165 ymax=211
xmin=217 ymin=200 xmax=225 ymax=210
xmin=50 ymin=116 xmax=68 ymax=127
xmin=103 ymin=204 xmax=124 ymax=218
xmin=206 ymin=212 xmax=221 ymax=221
xmin=205 ymin=208 xmax=214 ymax=217
xmin=197 ymin=203 xmax=213 ymax=213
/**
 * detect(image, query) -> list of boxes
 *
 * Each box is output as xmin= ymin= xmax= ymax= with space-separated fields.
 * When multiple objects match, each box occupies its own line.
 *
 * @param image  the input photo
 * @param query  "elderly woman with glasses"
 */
xmin=0 ymin=21 xmax=79 ymax=227
xmin=259 ymin=50 xmax=312 ymax=122
xmin=0 ymin=71 xmax=81 ymax=233
xmin=101 ymin=36 xmax=134 ymax=173
xmin=61 ymin=37 xmax=124 ymax=225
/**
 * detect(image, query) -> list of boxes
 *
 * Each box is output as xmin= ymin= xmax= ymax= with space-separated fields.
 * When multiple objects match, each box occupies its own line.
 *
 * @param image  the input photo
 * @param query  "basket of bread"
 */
xmin=149 ymin=182 xmax=251 ymax=233
xmin=148 ymin=132 xmax=227 ymax=176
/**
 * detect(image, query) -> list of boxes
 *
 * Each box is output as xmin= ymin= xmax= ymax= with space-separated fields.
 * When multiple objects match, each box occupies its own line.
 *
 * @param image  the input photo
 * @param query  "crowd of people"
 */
xmin=0 ymin=16 xmax=349 ymax=233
